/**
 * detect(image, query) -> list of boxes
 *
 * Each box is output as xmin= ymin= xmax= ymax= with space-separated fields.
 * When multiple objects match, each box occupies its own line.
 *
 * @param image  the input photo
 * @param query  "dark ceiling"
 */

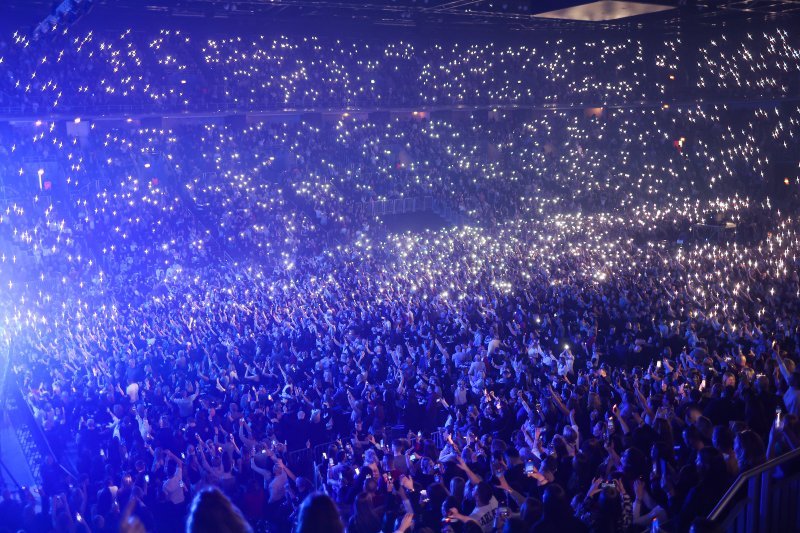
xmin=3 ymin=0 xmax=800 ymax=34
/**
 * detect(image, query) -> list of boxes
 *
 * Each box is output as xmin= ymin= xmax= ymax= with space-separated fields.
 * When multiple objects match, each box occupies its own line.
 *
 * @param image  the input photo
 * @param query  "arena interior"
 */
xmin=0 ymin=1 xmax=799 ymax=532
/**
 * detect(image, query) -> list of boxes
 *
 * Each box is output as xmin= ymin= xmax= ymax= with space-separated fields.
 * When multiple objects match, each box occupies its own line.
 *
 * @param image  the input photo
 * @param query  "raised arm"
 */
xmin=454 ymin=455 xmax=482 ymax=485
xmin=775 ymin=349 xmax=793 ymax=383
xmin=250 ymin=456 xmax=270 ymax=478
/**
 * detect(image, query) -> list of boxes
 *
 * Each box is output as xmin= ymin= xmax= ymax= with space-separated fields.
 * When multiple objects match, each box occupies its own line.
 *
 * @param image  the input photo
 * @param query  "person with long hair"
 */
xmin=734 ymin=430 xmax=766 ymax=474
xmin=348 ymin=492 xmax=382 ymax=533
xmin=531 ymin=484 xmax=588 ymax=533
xmin=294 ymin=493 xmax=345 ymax=533
xmin=185 ymin=487 xmax=252 ymax=533
xmin=676 ymin=447 xmax=731 ymax=532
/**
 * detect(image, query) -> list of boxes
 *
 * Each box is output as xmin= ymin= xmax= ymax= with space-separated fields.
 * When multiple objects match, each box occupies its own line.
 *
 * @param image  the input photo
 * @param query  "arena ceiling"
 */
xmin=4 ymin=0 xmax=800 ymax=32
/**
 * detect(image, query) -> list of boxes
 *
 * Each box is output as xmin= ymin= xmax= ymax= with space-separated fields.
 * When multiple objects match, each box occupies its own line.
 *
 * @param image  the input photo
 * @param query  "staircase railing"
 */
xmin=0 ymin=340 xmax=10 ymax=411
xmin=708 ymin=446 xmax=800 ymax=532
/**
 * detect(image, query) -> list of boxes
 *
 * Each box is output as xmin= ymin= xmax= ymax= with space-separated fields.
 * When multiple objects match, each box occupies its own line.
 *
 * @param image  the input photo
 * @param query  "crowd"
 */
xmin=0 ymin=27 xmax=798 ymax=114
xmin=0 ymin=29 xmax=799 ymax=533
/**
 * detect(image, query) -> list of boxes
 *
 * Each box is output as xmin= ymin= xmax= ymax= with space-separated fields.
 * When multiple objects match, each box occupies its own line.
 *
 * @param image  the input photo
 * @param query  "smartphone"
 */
xmin=775 ymin=408 xmax=783 ymax=429
xmin=420 ymin=489 xmax=429 ymax=503
xmin=354 ymin=467 xmax=360 ymax=475
xmin=76 ymin=513 xmax=83 ymax=523
xmin=145 ymin=475 xmax=150 ymax=483
xmin=656 ymin=360 xmax=662 ymax=369
xmin=322 ymin=452 xmax=328 ymax=460
xmin=497 ymin=507 xmax=510 ymax=518
xmin=329 ymin=458 xmax=335 ymax=467
xmin=525 ymin=461 xmax=535 ymax=475
xmin=607 ymin=417 xmax=614 ymax=433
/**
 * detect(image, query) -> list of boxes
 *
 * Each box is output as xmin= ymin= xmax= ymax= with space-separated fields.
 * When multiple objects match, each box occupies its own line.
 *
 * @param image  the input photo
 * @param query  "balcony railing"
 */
xmin=708 ymin=446 xmax=800 ymax=532
xmin=361 ymin=196 xmax=433 ymax=217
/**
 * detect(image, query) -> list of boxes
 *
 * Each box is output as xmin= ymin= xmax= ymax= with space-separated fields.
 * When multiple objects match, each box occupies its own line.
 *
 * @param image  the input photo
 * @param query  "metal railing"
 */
xmin=359 ymin=195 xmax=475 ymax=226
xmin=16 ymin=384 xmax=79 ymax=481
xmin=432 ymin=198 xmax=473 ymax=226
xmin=0 ymin=341 xmax=10 ymax=411
xmin=2 ymin=96 xmax=800 ymax=122
xmin=708 ymin=446 xmax=800 ymax=532
xmin=361 ymin=196 xmax=433 ymax=217
xmin=285 ymin=440 xmax=337 ymax=492
xmin=0 ymin=340 xmax=20 ymax=489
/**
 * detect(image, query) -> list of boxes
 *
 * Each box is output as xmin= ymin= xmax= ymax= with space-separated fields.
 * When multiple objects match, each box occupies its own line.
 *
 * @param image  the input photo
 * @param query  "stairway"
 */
xmin=0 ymin=386 xmax=39 ymax=490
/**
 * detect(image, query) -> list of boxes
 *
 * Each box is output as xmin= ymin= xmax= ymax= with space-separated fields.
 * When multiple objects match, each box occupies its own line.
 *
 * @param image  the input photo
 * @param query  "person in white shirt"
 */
xmin=447 ymin=482 xmax=498 ymax=533
xmin=469 ymin=493 xmax=498 ymax=532
xmin=486 ymin=335 xmax=501 ymax=357
xmin=453 ymin=380 xmax=468 ymax=406
xmin=528 ymin=339 xmax=545 ymax=362
xmin=125 ymin=381 xmax=140 ymax=403
xmin=453 ymin=345 xmax=472 ymax=367
xmin=468 ymin=353 xmax=486 ymax=378
xmin=162 ymin=452 xmax=185 ymax=505
xmin=558 ymin=347 xmax=575 ymax=377
xmin=473 ymin=328 xmax=483 ymax=348
xmin=134 ymin=406 xmax=151 ymax=441
xmin=251 ymin=453 xmax=297 ymax=503
xmin=776 ymin=351 xmax=800 ymax=417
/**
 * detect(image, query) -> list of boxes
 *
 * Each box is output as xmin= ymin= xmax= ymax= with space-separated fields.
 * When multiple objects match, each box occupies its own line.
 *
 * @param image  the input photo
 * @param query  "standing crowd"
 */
xmin=0 ymin=24 xmax=799 ymax=533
